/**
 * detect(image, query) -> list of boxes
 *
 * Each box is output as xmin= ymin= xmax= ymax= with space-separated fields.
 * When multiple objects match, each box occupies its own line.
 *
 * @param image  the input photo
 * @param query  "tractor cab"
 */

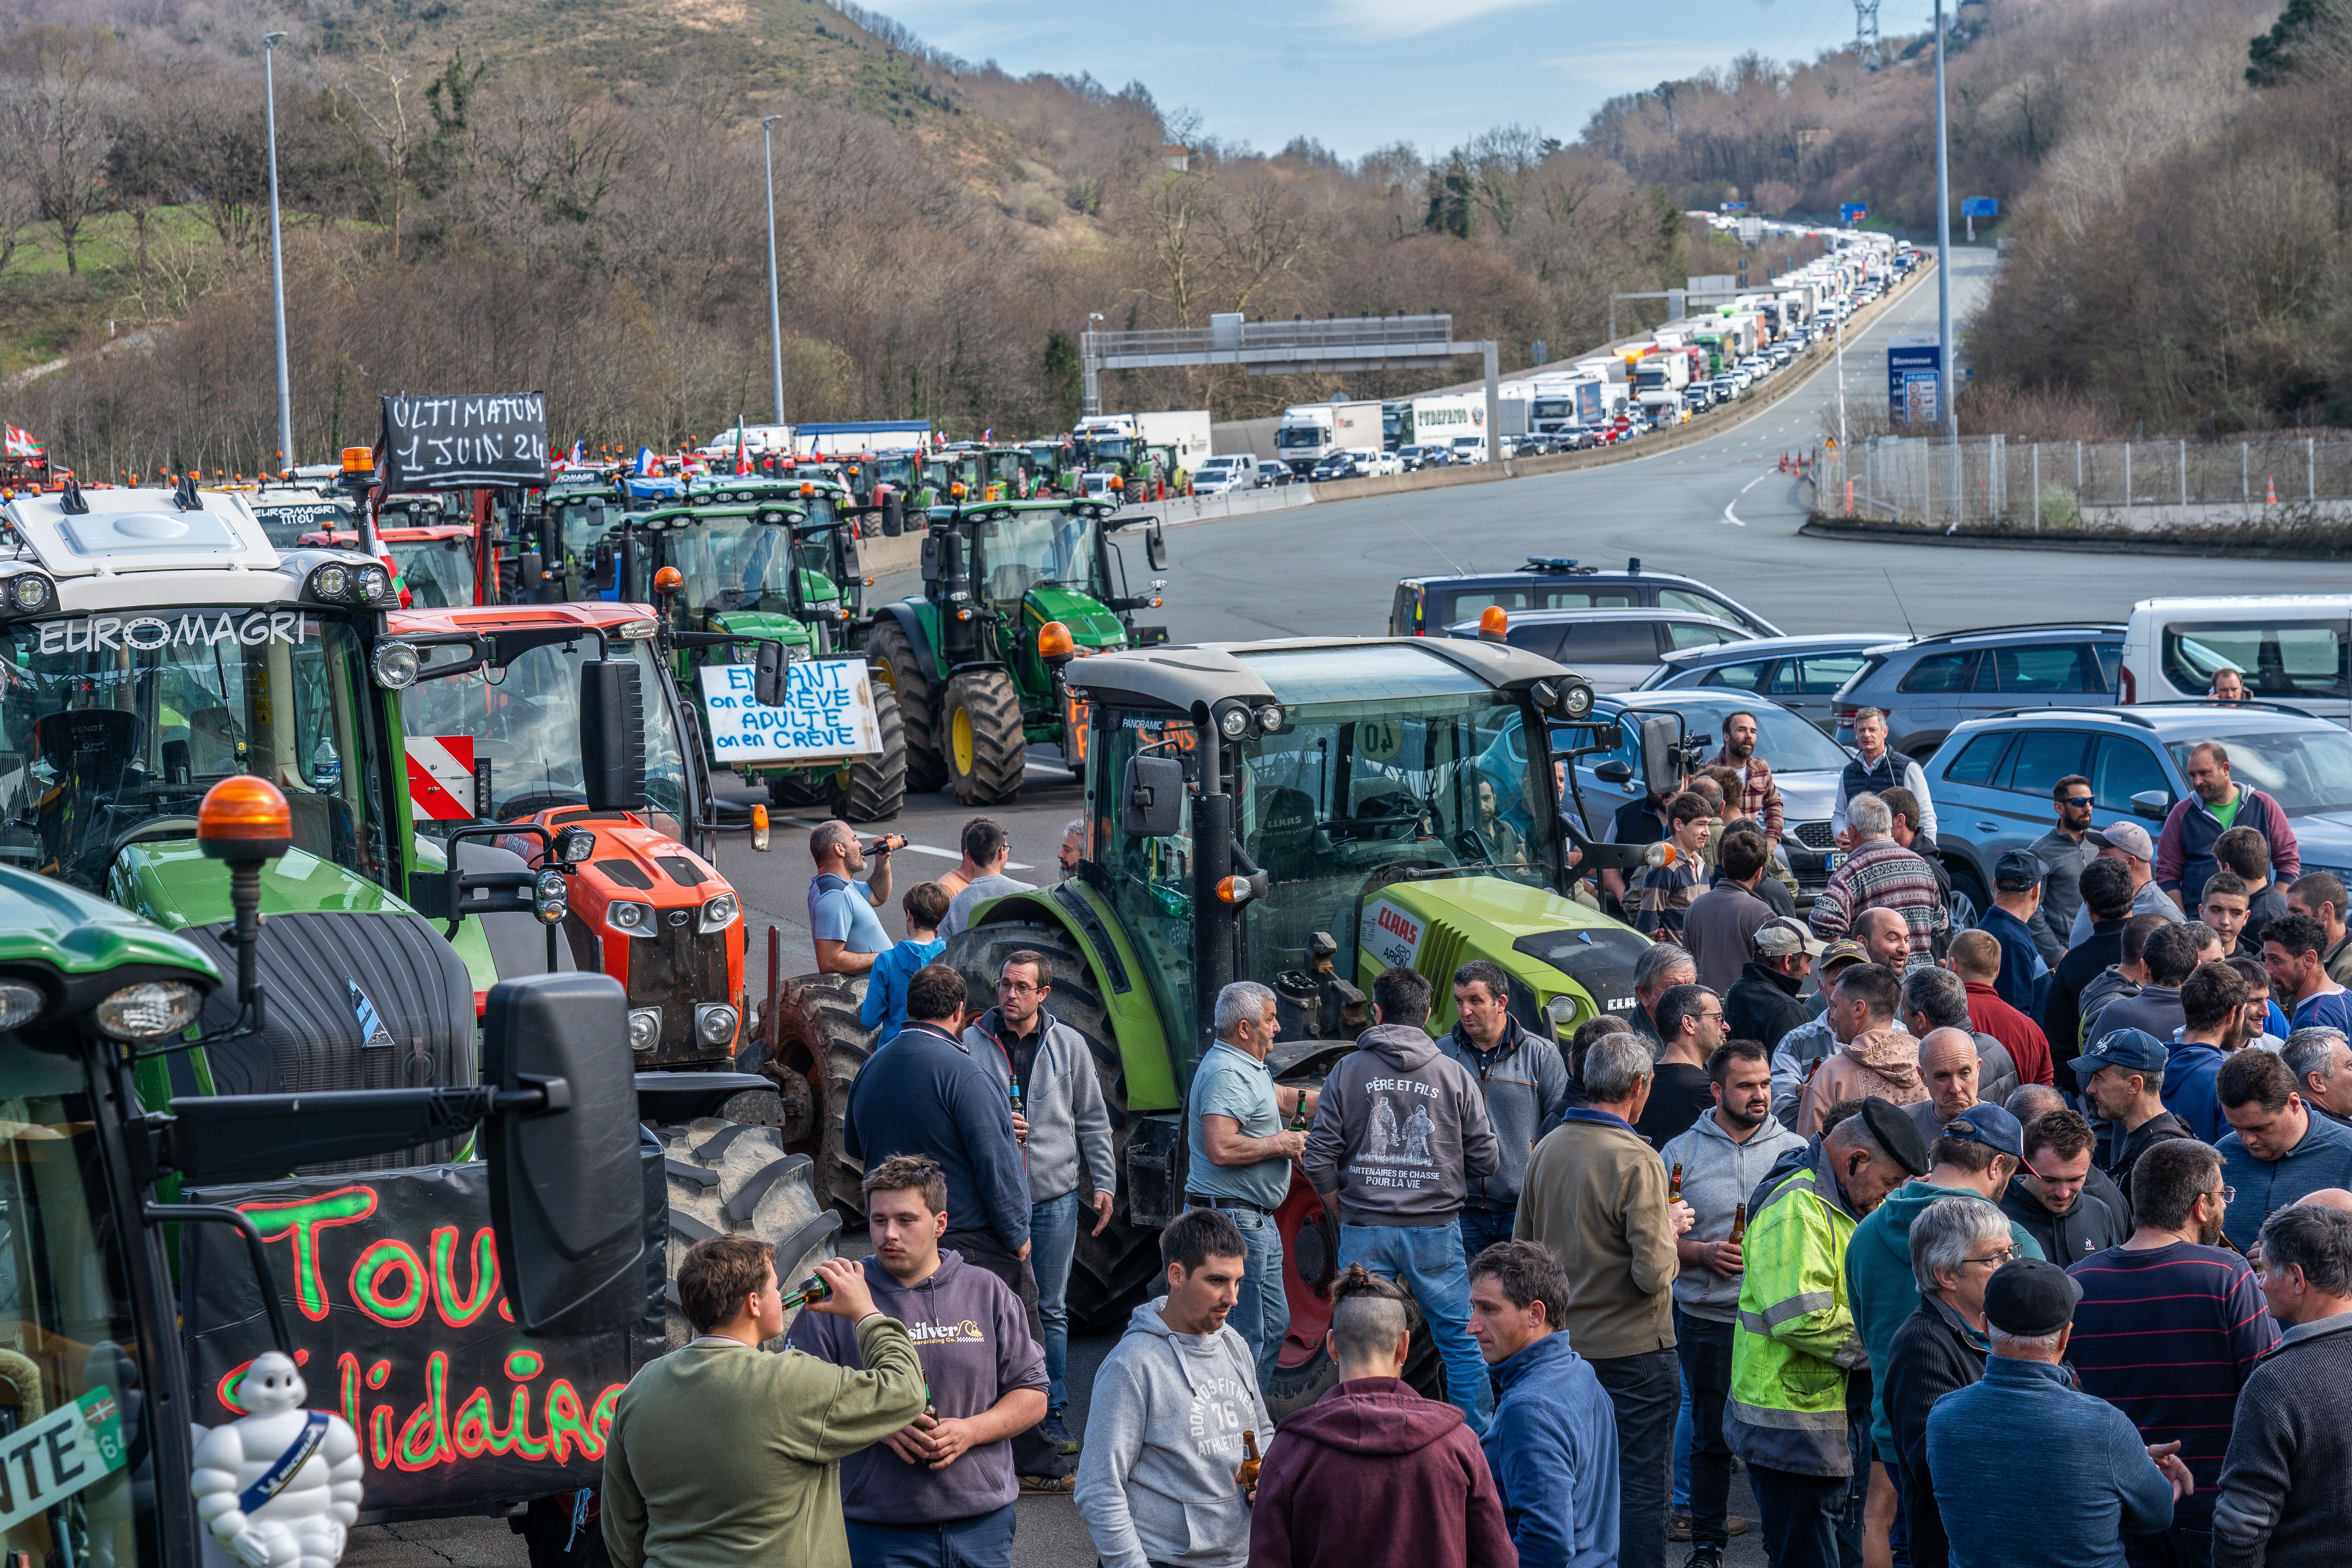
xmin=390 ymin=601 xmax=773 ymax=1062
xmin=379 ymin=523 xmax=480 ymax=607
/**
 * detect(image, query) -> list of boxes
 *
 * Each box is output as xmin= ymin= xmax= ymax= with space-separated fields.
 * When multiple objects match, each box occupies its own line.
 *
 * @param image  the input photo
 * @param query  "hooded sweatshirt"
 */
xmin=1077 ymin=1299 xmax=1272 ymax=1568
xmin=1845 ymin=1182 xmax=2042 ymax=1461
xmin=1795 ymin=1026 xmax=1925 ymax=1136
xmin=1303 ymin=1023 xmax=1499 ymax=1227
xmin=1247 ymin=1377 xmax=1515 ymax=1568
xmin=783 ymin=1251 xmax=1047 ymax=1524
xmin=1659 ymin=1109 xmax=1808 ymax=1323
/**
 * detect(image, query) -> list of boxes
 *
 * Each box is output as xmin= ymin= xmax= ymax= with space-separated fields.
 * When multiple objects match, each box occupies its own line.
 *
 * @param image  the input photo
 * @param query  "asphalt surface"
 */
xmin=356 ymin=248 xmax=2238 ymax=1568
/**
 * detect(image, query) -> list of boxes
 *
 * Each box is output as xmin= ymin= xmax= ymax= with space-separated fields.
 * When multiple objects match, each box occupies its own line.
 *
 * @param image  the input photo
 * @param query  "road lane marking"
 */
xmin=1723 ymin=470 xmax=1771 ymax=527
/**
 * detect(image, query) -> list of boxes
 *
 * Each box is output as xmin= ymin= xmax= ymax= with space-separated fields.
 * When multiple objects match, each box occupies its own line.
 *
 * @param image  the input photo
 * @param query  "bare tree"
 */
xmin=0 ymin=31 xmax=122 ymax=276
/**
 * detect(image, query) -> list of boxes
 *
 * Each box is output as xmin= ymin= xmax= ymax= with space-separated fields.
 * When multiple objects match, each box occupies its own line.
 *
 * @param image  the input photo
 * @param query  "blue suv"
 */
xmin=1922 ymin=702 xmax=2352 ymax=925
xmin=1830 ymin=623 xmax=2126 ymax=760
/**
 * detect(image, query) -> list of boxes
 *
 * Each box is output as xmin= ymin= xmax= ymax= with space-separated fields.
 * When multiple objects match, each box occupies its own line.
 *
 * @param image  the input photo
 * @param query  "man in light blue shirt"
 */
xmin=1184 ymin=979 xmax=1317 ymax=1389
xmin=807 ymin=819 xmax=895 ymax=974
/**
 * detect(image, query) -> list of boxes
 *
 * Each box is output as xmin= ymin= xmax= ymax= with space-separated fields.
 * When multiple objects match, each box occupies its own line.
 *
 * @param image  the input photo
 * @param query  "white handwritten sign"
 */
xmin=699 ymin=659 xmax=882 ymax=764
xmin=379 ymin=393 xmax=550 ymax=491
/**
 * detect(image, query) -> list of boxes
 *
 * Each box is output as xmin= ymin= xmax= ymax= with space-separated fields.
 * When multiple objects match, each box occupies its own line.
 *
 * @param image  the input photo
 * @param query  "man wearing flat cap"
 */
xmin=1926 ymin=1258 xmax=2193 ymax=1568
xmin=1726 ymin=1097 xmax=1929 ymax=1568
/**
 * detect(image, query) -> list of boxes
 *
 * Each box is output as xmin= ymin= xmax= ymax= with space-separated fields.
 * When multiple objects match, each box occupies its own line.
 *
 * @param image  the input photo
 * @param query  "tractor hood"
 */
xmin=502 ymin=810 xmax=730 ymax=910
xmin=0 ymin=862 xmax=221 ymax=983
xmin=1025 ymin=584 xmax=1127 ymax=649
xmin=712 ymin=606 xmax=816 ymax=652
xmin=111 ymin=841 xmax=410 ymax=929
xmin=1356 ymin=876 xmax=1652 ymax=1032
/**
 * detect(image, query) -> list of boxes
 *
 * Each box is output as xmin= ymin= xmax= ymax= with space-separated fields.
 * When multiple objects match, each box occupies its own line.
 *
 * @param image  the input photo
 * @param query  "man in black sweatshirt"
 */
xmin=2045 ymin=856 xmax=2138 ymax=1078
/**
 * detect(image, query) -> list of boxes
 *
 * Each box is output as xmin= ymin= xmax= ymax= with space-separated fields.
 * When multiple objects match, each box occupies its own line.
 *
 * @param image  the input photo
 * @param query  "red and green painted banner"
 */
xmin=183 ymin=1157 xmax=661 ymax=1515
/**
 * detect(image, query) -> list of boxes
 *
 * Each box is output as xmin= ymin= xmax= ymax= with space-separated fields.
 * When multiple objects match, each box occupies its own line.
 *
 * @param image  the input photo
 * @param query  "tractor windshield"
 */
xmin=974 ymin=509 xmax=1102 ymax=603
xmin=400 ymin=635 xmax=688 ymax=838
xmin=664 ymin=513 xmax=846 ymax=618
xmin=0 ymin=1039 xmax=159 ymax=1568
xmin=0 ymin=609 xmax=392 ymax=893
xmin=247 ymin=495 xmax=353 ymax=551
xmin=386 ymin=534 xmax=477 ymax=608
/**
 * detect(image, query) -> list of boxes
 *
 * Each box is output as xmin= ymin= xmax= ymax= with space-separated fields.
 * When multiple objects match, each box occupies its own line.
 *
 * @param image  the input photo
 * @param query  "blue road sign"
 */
xmin=1887 ymin=335 xmax=1943 ymax=426
xmin=1961 ymin=197 xmax=1999 ymax=217
xmin=1840 ymin=203 xmax=1870 ymax=223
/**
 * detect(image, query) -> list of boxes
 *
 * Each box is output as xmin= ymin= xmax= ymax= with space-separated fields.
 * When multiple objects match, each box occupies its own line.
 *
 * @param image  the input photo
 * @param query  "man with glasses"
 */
xmin=1637 ymin=983 xmax=1728 ymax=1149
xmin=1881 ymin=1198 xmax=2014 ymax=1568
xmin=962 ymin=951 xmax=1113 ymax=1472
xmin=2067 ymin=1138 xmax=2278 ymax=1568
xmin=2028 ymin=775 xmax=2100 ymax=966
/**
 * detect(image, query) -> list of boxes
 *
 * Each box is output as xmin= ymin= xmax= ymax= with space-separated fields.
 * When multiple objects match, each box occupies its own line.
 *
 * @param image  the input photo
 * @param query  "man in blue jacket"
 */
xmin=1925 ymin=1259 xmax=2191 ymax=1568
xmin=1468 ymin=1240 xmax=1619 ymax=1568
xmin=1976 ymin=850 xmax=2048 ymax=1016
xmin=2216 ymin=1048 xmax=2352 ymax=1249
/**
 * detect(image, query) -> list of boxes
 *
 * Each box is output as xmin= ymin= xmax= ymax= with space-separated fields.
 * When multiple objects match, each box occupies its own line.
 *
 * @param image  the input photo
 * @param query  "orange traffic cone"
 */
xmin=2267 ymin=476 xmax=2278 ymax=505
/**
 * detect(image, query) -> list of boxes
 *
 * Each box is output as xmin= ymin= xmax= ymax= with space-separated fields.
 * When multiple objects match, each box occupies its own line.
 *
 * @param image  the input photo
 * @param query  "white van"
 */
xmin=1193 ymin=454 xmax=1264 ymax=493
xmin=2122 ymin=596 xmax=2352 ymax=724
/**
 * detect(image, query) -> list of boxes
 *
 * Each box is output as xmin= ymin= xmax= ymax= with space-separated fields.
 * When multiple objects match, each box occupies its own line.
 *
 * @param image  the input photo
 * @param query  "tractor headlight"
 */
xmin=607 ymin=900 xmax=657 ymax=937
xmin=534 ymin=869 xmax=569 ymax=925
xmin=627 ymin=1007 xmax=663 ymax=1052
xmin=372 ymin=641 xmax=420 ymax=690
xmin=311 ymin=565 xmax=349 ymax=601
xmin=1218 ymin=705 xmax=1251 ymax=740
xmin=1254 ymin=704 xmax=1284 ymax=734
xmin=6 ymin=574 xmax=54 ymax=614
xmin=94 ymin=980 xmax=201 ymax=1040
xmin=553 ymin=825 xmax=597 ymax=865
xmin=695 ymin=1003 xmax=739 ymax=1047
xmin=698 ymin=893 xmax=739 ymax=934
xmin=359 ymin=566 xmax=392 ymax=602
xmin=1559 ymin=679 xmax=1595 ymax=719
xmin=0 ymin=982 xmax=41 ymax=1031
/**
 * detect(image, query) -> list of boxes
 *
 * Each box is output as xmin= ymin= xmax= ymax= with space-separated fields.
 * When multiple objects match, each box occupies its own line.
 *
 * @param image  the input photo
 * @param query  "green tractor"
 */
xmin=863 ymin=497 xmax=1171 ymax=804
xmin=808 ymin=632 xmax=1635 ymax=1411
xmin=620 ymin=475 xmax=908 ymax=822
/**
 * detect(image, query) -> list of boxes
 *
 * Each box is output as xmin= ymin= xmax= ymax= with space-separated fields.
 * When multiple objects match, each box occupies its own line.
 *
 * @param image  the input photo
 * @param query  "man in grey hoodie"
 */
xmin=963 ymin=949 xmax=1116 ymax=1454
xmin=1660 ymin=1040 xmax=1807 ymax=1560
xmin=1304 ymin=965 xmax=1500 ymax=1432
xmin=1437 ymin=958 xmax=1571 ymax=1269
xmin=1077 ymin=1210 xmax=1271 ymax=1568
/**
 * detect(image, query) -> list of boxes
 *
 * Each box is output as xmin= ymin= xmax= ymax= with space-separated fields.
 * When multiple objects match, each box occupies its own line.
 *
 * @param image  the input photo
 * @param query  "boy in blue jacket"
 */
xmin=861 ymin=882 xmax=949 ymax=1040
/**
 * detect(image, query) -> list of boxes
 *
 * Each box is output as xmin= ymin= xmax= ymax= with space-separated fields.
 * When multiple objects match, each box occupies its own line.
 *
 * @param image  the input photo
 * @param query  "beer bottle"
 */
xmin=1289 ymin=1091 xmax=1310 ymax=1132
xmin=924 ymin=1382 xmax=938 ymax=1420
xmin=1668 ymin=1163 xmax=1685 ymax=1202
xmin=778 ymin=1274 xmax=832 ymax=1313
xmin=1729 ymin=1203 xmax=1748 ymax=1242
xmin=1238 ymin=1429 xmax=1262 ymax=1491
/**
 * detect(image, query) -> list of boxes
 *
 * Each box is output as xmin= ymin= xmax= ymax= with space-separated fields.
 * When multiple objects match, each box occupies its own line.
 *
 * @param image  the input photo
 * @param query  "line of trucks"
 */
xmin=1267 ymin=230 xmax=1911 ymax=468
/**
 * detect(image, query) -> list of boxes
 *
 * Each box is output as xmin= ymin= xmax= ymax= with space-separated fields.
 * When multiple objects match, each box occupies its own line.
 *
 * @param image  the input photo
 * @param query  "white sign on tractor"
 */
xmin=699 ymin=658 xmax=883 ymax=764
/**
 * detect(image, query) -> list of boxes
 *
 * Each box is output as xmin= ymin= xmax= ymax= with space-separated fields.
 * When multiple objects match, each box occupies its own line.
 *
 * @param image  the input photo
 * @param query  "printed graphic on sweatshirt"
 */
xmin=1186 ymin=1373 xmax=1258 ymax=1459
xmin=907 ymin=1319 xmax=987 ymax=1345
xmin=1358 ymin=1077 xmax=1443 ymax=1190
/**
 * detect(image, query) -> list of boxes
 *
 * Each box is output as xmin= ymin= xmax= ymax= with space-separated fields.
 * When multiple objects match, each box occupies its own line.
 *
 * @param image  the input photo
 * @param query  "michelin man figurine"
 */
xmin=190 ymin=1353 xmax=362 ymax=1568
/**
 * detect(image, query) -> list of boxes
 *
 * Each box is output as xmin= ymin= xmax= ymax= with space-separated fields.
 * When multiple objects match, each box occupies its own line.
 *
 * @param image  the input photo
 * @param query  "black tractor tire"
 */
xmin=867 ymin=619 xmax=946 ymax=795
xmin=658 ymin=1117 xmax=841 ymax=1350
xmin=938 ymin=921 xmax=1159 ymax=1329
xmin=827 ymin=680 xmax=908 ymax=822
xmin=768 ymin=771 xmax=832 ymax=809
xmin=794 ymin=972 xmax=882 ymax=1216
xmin=944 ymin=668 xmax=1027 ymax=806
xmin=1261 ymin=1207 xmax=1445 ymax=1419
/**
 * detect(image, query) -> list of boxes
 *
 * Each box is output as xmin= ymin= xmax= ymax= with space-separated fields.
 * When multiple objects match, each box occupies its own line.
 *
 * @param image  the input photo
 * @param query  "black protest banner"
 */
xmin=379 ymin=394 xmax=550 ymax=491
xmin=183 ymin=1154 xmax=663 ymax=1517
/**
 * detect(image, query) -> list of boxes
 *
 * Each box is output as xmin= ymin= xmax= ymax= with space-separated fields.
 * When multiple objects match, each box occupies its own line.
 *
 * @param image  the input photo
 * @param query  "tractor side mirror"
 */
xmin=580 ymin=659 xmax=649 ymax=811
xmin=754 ymin=640 xmax=787 ymax=706
xmin=920 ymin=533 xmax=941 ymax=581
xmin=484 ymin=971 xmax=648 ymax=1333
xmin=592 ymin=539 xmax=615 ymax=590
xmin=517 ymin=550 xmax=544 ymax=603
xmin=1122 ymin=754 xmax=1187 ymax=838
xmin=1146 ymin=520 xmax=1169 ymax=573
xmin=1638 ymin=714 xmax=1685 ymax=800
xmin=882 ymin=491 xmax=904 ymax=538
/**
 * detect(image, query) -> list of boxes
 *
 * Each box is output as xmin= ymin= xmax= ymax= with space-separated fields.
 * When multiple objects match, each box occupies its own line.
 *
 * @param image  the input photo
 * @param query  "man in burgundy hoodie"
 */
xmin=1246 ymin=1265 xmax=1515 ymax=1568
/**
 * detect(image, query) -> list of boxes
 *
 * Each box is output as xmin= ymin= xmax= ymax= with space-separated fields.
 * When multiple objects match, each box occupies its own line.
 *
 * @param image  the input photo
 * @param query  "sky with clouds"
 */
xmin=865 ymin=0 xmax=1938 ymax=160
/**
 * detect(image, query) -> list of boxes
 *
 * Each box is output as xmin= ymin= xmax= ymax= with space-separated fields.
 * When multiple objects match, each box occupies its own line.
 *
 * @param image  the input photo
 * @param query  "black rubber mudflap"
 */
xmin=184 ymin=910 xmax=476 ymax=1171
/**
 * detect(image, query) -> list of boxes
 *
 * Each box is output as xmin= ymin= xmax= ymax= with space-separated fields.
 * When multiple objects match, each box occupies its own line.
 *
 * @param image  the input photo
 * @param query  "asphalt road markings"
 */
xmin=1722 ymin=470 xmax=1772 ymax=527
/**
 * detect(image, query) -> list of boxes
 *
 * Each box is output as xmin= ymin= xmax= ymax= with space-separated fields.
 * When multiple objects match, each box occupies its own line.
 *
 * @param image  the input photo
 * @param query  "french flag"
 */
xmin=634 ymin=446 xmax=656 ymax=476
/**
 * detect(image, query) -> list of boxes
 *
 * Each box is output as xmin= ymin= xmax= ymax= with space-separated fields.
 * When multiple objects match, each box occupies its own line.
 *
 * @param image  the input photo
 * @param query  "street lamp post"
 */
xmin=761 ymin=115 xmax=785 ymax=428
xmin=263 ymin=32 xmax=294 ymax=475
xmin=1082 ymin=312 xmax=1106 ymax=417
xmin=1933 ymin=0 xmax=1958 ymax=441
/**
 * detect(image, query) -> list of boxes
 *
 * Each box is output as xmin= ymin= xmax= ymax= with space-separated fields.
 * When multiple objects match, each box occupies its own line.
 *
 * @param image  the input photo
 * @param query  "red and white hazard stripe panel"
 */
xmin=406 ymin=735 xmax=476 ymax=822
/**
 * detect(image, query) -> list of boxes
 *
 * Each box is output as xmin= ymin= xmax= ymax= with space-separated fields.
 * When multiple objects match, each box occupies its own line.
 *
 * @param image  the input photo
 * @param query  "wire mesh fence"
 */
xmin=1818 ymin=435 xmax=2352 ymax=530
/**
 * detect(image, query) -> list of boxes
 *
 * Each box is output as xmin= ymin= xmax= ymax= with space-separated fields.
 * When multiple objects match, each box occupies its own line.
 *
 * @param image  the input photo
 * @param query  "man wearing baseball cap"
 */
xmin=1978 ymin=850 xmax=2049 ymax=1016
xmin=1926 ymin=1259 xmax=2192 ymax=1568
xmin=2068 ymin=820 xmax=2185 ymax=948
xmin=2072 ymin=1028 xmax=2194 ymax=1206
xmin=1846 ymin=1101 xmax=2043 ymax=1541
xmin=1729 ymin=918 xmax=1824 ymax=1060
xmin=1766 ymin=938 xmax=1871 ymax=1128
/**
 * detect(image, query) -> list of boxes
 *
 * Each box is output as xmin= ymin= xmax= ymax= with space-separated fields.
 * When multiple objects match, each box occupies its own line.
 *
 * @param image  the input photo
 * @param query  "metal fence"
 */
xmin=1819 ymin=435 xmax=2352 ymax=529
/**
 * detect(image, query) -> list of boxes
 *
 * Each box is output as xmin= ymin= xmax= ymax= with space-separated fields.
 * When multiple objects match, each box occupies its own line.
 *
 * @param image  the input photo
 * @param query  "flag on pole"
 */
xmin=634 ymin=446 xmax=656 ymax=476
xmin=569 ymin=439 xmax=586 ymax=466
xmin=3 ymin=426 xmax=42 ymax=459
xmin=735 ymin=418 xmax=751 ymax=476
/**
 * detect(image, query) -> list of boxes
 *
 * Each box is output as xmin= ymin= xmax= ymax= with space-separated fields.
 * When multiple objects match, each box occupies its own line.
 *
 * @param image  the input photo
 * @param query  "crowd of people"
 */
xmin=596 ymin=718 xmax=2352 ymax=1568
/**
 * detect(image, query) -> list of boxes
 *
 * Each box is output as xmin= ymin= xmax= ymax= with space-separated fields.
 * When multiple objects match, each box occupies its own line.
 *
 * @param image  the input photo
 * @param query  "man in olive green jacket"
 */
xmin=603 ymin=1241 xmax=928 ymax=1568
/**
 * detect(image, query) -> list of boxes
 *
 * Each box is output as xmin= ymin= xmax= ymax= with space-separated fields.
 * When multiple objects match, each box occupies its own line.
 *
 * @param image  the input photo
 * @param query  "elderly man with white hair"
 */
xmin=1809 ymin=793 xmax=1949 ymax=967
xmin=1882 ymin=1196 xmax=2013 ymax=1568
xmin=2282 ymin=1026 xmax=2352 ymax=1127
